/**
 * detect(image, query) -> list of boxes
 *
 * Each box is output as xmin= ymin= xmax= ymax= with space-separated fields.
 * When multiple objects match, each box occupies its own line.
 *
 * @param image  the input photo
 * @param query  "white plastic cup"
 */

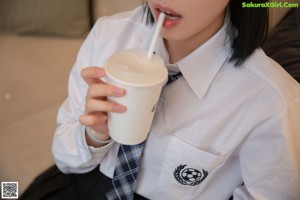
xmin=104 ymin=49 xmax=167 ymax=145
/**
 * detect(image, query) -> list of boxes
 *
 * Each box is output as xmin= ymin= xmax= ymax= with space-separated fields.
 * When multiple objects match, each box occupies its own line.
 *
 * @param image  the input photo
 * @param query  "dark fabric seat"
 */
xmin=263 ymin=8 xmax=300 ymax=83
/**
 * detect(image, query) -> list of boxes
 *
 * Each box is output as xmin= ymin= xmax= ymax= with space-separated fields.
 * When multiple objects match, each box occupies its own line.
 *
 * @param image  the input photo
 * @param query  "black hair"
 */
xmin=143 ymin=0 xmax=269 ymax=66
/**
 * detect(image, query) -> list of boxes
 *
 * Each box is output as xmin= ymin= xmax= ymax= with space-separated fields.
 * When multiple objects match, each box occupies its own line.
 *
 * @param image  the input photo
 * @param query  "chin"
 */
xmin=161 ymin=30 xmax=186 ymax=42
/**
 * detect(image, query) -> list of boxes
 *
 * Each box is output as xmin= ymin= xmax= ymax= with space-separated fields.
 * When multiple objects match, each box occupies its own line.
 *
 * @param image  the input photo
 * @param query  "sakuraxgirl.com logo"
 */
xmin=242 ymin=2 xmax=299 ymax=8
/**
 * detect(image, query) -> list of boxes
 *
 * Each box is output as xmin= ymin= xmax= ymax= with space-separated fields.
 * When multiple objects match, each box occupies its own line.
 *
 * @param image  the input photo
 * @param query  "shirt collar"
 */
xmin=177 ymin=21 xmax=231 ymax=99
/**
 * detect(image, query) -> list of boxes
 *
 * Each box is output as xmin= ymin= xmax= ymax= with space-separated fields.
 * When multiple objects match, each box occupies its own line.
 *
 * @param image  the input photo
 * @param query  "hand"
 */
xmin=79 ymin=67 xmax=126 ymax=142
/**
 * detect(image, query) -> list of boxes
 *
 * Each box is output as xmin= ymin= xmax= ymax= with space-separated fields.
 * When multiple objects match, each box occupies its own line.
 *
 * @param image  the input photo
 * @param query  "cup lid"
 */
xmin=104 ymin=49 xmax=168 ymax=86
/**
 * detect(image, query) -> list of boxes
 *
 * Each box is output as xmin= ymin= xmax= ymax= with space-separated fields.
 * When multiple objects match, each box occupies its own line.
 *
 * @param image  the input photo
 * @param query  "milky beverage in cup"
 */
xmin=104 ymin=49 xmax=168 ymax=145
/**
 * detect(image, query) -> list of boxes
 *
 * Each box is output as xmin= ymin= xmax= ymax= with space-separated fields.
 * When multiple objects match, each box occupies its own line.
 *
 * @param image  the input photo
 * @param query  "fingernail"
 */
xmin=113 ymin=88 xmax=125 ymax=96
xmin=113 ymin=104 xmax=126 ymax=112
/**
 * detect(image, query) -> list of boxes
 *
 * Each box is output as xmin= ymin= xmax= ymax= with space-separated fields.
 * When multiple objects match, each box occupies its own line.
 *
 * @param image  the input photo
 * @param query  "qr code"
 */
xmin=1 ymin=182 xmax=18 ymax=199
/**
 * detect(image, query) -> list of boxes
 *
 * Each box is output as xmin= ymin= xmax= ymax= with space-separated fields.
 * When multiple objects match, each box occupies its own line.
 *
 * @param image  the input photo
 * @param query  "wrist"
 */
xmin=85 ymin=127 xmax=112 ymax=144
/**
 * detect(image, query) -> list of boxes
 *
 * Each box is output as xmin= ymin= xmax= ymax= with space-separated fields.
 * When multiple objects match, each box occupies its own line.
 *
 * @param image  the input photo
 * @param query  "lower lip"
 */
xmin=163 ymin=17 xmax=182 ymax=29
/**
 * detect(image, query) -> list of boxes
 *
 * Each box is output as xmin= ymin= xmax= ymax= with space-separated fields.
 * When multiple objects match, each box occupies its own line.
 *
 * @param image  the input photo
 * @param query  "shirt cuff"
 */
xmin=76 ymin=124 xmax=115 ymax=162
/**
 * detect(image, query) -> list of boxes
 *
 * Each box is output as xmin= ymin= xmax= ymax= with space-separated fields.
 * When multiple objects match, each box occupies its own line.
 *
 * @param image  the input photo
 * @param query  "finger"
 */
xmin=81 ymin=67 xmax=105 ymax=86
xmin=79 ymin=115 xmax=110 ymax=136
xmin=87 ymin=84 xmax=125 ymax=99
xmin=85 ymin=99 xmax=126 ymax=113
xmin=79 ymin=113 xmax=107 ymax=126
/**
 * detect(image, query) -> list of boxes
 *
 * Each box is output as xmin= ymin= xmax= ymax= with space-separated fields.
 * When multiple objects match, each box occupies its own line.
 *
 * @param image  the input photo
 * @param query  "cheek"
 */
xmin=183 ymin=1 xmax=228 ymax=32
xmin=187 ymin=0 xmax=229 ymax=21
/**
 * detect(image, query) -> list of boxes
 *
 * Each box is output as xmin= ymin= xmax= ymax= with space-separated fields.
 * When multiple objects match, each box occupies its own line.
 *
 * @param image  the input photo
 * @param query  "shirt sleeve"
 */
xmin=51 ymin=23 xmax=114 ymax=174
xmin=233 ymin=97 xmax=300 ymax=199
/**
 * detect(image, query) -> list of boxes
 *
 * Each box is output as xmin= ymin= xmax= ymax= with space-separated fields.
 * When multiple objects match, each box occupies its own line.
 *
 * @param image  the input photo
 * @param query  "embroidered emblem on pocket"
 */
xmin=174 ymin=164 xmax=208 ymax=186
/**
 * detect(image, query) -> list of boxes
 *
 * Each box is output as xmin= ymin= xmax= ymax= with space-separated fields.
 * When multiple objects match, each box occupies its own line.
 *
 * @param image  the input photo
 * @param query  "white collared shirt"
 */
xmin=52 ymin=7 xmax=300 ymax=200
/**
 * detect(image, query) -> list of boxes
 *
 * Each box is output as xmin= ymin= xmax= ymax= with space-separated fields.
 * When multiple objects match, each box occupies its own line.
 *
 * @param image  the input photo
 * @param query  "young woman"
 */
xmin=21 ymin=0 xmax=300 ymax=199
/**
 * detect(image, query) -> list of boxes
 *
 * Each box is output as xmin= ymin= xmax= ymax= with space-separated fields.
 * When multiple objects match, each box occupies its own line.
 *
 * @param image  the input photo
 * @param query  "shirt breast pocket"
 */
xmin=157 ymin=136 xmax=229 ymax=200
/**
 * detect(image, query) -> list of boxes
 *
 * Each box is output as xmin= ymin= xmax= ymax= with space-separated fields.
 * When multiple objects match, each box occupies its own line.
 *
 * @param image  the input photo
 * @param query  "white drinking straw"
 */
xmin=147 ymin=13 xmax=166 ymax=59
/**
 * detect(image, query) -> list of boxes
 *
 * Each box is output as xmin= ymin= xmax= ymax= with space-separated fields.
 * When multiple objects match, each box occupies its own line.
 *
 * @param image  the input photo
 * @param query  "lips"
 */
xmin=154 ymin=5 xmax=182 ymax=28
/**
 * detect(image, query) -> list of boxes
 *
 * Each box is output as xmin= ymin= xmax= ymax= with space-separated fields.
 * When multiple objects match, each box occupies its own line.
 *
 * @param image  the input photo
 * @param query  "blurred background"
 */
xmin=0 ymin=0 xmax=299 ymax=196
